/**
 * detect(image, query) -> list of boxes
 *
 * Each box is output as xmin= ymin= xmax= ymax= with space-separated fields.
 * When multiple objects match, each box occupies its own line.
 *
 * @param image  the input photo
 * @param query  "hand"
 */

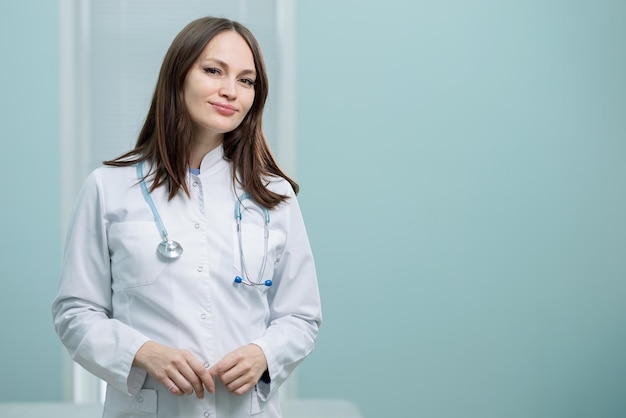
xmin=133 ymin=341 xmax=215 ymax=398
xmin=208 ymin=344 xmax=268 ymax=396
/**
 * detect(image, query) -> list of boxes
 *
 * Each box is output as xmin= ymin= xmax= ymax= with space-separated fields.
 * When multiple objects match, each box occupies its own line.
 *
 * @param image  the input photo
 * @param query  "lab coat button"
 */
xmin=192 ymin=181 xmax=198 ymax=187
xmin=194 ymin=223 xmax=200 ymax=229
xmin=203 ymin=361 xmax=210 ymax=368
xmin=204 ymin=412 xmax=210 ymax=417
xmin=137 ymin=396 xmax=143 ymax=403
xmin=201 ymin=313 xmax=207 ymax=319
xmin=197 ymin=266 xmax=203 ymax=272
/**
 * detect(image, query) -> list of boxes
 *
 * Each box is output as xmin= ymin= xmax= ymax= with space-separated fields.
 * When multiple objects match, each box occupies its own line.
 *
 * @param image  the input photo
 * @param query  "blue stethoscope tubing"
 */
xmin=137 ymin=161 xmax=183 ymax=259
xmin=137 ymin=161 xmax=272 ymax=286
xmin=235 ymin=193 xmax=272 ymax=287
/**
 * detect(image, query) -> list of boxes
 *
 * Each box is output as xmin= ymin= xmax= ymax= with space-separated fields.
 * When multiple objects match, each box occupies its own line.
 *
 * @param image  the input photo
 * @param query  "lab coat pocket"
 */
xmin=103 ymin=388 xmax=157 ymax=417
xmin=232 ymin=223 xmax=275 ymax=287
xmin=109 ymin=222 xmax=169 ymax=288
xmin=250 ymin=385 xmax=265 ymax=415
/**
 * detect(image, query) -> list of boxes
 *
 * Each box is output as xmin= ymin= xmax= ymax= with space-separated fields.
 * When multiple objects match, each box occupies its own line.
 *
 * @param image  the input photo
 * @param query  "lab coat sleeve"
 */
xmin=250 ymin=188 xmax=322 ymax=400
xmin=51 ymin=170 xmax=150 ymax=395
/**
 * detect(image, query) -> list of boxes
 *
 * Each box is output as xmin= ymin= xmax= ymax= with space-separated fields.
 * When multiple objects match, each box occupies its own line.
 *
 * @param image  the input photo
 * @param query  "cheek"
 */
xmin=241 ymin=92 xmax=256 ymax=117
xmin=183 ymin=74 xmax=210 ymax=105
xmin=182 ymin=84 xmax=195 ymax=112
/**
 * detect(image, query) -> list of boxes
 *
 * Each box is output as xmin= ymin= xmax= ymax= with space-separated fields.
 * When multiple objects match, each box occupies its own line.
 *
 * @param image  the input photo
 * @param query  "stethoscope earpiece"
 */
xmin=234 ymin=276 xmax=272 ymax=287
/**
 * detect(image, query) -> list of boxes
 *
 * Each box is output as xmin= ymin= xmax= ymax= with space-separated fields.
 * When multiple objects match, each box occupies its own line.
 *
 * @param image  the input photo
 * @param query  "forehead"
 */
xmin=197 ymin=30 xmax=255 ymax=69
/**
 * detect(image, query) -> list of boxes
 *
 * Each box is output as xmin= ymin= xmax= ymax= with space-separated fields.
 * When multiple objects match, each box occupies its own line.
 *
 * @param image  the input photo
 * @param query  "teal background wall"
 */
xmin=295 ymin=1 xmax=626 ymax=417
xmin=1 ymin=1 xmax=625 ymax=417
xmin=0 ymin=0 xmax=62 ymax=402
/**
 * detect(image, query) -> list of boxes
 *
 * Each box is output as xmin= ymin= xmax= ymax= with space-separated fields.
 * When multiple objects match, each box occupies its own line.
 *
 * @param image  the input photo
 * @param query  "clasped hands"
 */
xmin=133 ymin=341 xmax=268 ymax=398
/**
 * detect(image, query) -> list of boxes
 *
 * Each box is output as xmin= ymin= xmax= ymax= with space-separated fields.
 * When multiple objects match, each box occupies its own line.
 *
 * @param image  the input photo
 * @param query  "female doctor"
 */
xmin=52 ymin=17 xmax=321 ymax=418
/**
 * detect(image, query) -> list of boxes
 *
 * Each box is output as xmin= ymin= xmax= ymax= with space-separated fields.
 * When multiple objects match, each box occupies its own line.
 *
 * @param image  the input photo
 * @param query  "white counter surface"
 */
xmin=0 ymin=399 xmax=362 ymax=418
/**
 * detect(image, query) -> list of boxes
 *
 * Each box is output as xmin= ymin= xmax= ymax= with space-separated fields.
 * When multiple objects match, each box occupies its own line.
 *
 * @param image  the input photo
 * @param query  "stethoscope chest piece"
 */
xmin=138 ymin=161 xmax=184 ymax=260
xmin=158 ymin=239 xmax=183 ymax=260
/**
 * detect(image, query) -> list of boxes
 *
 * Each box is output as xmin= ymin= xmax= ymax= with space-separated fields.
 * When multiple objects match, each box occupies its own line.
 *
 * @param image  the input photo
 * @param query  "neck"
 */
xmin=190 ymin=134 xmax=223 ymax=169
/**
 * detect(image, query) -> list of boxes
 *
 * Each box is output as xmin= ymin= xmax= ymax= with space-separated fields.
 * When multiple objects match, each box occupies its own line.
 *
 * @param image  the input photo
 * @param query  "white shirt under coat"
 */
xmin=52 ymin=145 xmax=322 ymax=418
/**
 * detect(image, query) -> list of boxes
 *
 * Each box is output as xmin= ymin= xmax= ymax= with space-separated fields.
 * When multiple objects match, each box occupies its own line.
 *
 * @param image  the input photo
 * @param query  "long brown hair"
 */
xmin=104 ymin=17 xmax=298 ymax=209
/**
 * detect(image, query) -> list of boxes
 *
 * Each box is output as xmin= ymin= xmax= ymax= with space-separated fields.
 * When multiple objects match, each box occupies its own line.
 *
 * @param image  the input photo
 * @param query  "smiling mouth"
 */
xmin=211 ymin=102 xmax=237 ymax=115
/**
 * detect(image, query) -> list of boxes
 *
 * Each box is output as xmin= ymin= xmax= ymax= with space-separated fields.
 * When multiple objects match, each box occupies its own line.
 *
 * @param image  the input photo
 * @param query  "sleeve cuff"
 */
xmin=125 ymin=336 xmax=151 ymax=395
xmin=127 ymin=366 xmax=148 ymax=395
xmin=260 ymin=369 xmax=271 ymax=384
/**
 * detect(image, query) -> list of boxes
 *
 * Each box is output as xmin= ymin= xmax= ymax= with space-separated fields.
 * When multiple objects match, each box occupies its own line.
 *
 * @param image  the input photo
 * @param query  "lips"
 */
xmin=211 ymin=102 xmax=237 ymax=116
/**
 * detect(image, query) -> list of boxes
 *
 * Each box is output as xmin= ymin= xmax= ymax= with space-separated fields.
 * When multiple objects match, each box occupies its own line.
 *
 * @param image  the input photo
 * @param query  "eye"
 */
xmin=240 ymin=78 xmax=256 ymax=87
xmin=203 ymin=67 xmax=221 ymax=75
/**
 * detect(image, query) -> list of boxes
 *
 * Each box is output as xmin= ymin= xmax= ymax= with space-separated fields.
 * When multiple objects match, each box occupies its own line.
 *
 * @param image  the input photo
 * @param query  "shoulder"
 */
xmin=263 ymin=175 xmax=297 ymax=198
xmin=75 ymin=164 xmax=140 ymax=205
xmin=93 ymin=163 xmax=138 ymax=180
xmin=87 ymin=164 xmax=139 ymax=188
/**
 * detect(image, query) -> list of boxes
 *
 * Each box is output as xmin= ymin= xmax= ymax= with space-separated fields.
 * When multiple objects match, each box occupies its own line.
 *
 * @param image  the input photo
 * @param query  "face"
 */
xmin=183 ymin=30 xmax=256 ymax=143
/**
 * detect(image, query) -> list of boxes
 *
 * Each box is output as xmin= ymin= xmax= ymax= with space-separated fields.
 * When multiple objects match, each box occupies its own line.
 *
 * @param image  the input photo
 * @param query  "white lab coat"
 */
xmin=52 ymin=145 xmax=322 ymax=418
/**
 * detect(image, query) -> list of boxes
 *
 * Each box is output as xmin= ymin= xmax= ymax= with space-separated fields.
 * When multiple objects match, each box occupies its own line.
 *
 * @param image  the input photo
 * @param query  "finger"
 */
xmin=209 ymin=351 xmax=253 ymax=392
xmin=200 ymin=371 xmax=216 ymax=394
xmin=217 ymin=366 xmax=245 ymax=387
xmin=209 ymin=352 xmax=239 ymax=377
xmin=208 ymin=355 xmax=240 ymax=380
xmin=225 ymin=374 xmax=254 ymax=396
xmin=166 ymin=380 xmax=183 ymax=397
xmin=169 ymin=372 xmax=195 ymax=396
xmin=188 ymin=358 xmax=215 ymax=395
xmin=207 ymin=364 xmax=219 ymax=378
xmin=177 ymin=362 xmax=206 ymax=398
xmin=217 ymin=361 xmax=253 ymax=392
xmin=202 ymin=365 xmax=216 ymax=394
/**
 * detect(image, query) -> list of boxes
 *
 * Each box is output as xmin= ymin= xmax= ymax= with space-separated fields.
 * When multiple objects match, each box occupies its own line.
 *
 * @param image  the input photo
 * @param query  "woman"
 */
xmin=52 ymin=17 xmax=321 ymax=418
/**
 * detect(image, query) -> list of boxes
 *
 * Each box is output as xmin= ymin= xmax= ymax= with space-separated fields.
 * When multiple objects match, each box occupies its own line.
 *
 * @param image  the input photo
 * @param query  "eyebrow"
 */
xmin=202 ymin=58 xmax=256 ymax=77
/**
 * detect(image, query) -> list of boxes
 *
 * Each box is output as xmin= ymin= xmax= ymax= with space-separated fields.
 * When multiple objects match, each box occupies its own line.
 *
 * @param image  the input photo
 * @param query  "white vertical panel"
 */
xmin=59 ymin=0 xmax=96 ymax=403
xmin=59 ymin=0 xmax=91 ymax=237
xmin=275 ymin=0 xmax=297 ymax=177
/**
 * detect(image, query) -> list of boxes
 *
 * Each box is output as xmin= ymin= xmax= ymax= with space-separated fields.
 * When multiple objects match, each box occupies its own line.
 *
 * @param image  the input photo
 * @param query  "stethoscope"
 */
xmin=137 ymin=161 xmax=272 ymax=287
xmin=234 ymin=193 xmax=272 ymax=287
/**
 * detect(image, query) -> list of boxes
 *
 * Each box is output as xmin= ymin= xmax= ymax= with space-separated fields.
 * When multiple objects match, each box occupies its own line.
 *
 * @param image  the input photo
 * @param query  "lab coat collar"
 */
xmin=198 ymin=144 xmax=228 ymax=178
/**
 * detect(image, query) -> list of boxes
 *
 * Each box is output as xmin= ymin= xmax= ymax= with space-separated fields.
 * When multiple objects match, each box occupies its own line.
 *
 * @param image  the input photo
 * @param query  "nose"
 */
xmin=219 ymin=78 xmax=237 ymax=99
